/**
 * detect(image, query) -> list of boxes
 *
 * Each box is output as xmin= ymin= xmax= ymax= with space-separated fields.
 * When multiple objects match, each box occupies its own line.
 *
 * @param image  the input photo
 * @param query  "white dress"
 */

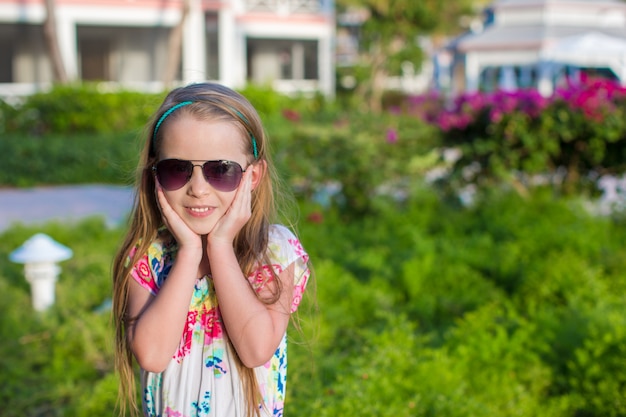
xmin=130 ymin=225 xmax=310 ymax=417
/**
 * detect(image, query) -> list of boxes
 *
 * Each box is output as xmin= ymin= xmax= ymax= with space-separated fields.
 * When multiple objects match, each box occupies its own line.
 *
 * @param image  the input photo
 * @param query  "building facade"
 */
xmin=442 ymin=0 xmax=626 ymax=96
xmin=0 ymin=0 xmax=335 ymax=98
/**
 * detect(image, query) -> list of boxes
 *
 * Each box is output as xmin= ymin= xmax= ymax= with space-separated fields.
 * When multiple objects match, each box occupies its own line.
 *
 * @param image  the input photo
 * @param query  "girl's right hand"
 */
xmin=155 ymin=182 xmax=203 ymax=253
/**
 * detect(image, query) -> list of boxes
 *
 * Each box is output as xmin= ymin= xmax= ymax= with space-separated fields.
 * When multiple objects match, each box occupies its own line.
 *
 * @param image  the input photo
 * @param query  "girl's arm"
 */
xmin=126 ymin=247 xmax=201 ymax=373
xmin=207 ymin=167 xmax=295 ymax=367
xmin=126 ymin=185 xmax=204 ymax=373
xmin=208 ymin=243 xmax=295 ymax=367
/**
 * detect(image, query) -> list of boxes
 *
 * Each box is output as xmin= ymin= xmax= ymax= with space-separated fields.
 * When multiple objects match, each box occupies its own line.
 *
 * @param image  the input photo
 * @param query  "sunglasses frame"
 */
xmin=152 ymin=158 xmax=247 ymax=192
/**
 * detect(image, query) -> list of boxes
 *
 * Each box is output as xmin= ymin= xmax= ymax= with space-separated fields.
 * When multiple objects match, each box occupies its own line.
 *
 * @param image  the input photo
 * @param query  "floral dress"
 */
xmin=130 ymin=224 xmax=310 ymax=417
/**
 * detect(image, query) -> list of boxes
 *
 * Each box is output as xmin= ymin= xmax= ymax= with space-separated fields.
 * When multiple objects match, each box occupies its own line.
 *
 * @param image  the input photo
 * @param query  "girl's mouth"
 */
xmin=186 ymin=206 xmax=213 ymax=217
xmin=189 ymin=207 xmax=209 ymax=213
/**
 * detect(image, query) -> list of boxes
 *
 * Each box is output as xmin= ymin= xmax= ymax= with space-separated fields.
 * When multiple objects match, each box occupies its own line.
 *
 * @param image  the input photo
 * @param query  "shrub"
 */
xmin=409 ymin=77 xmax=626 ymax=195
xmin=0 ymin=132 xmax=141 ymax=187
xmin=275 ymin=112 xmax=440 ymax=214
xmin=4 ymin=83 xmax=162 ymax=135
xmin=2 ymin=186 xmax=626 ymax=416
xmin=0 ymin=219 xmax=122 ymax=417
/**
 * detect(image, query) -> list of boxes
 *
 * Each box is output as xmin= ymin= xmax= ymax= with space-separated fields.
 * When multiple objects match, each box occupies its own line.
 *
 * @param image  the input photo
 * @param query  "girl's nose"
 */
xmin=187 ymin=165 xmax=211 ymax=196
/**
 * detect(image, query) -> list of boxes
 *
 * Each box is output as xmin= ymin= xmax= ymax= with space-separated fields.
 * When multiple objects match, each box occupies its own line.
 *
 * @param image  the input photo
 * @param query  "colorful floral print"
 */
xmin=129 ymin=225 xmax=310 ymax=417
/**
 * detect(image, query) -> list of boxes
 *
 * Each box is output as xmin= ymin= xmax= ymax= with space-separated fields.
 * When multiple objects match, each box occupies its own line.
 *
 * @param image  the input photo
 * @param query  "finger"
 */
xmin=211 ymin=171 xmax=252 ymax=240
xmin=235 ymin=170 xmax=253 ymax=215
xmin=229 ymin=170 xmax=251 ymax=211
xmin=155 ymin=182 xmax=183 ymax=229
xmin=242 ymin=168 xmax=253 ymax=197
xmin=155 ymin=182 xmax=174 ymax=217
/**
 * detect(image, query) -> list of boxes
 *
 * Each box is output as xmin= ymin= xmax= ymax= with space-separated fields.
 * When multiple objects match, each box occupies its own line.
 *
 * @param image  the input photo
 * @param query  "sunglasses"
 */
xmin=153 ymin=159 xmax=246 ymax=192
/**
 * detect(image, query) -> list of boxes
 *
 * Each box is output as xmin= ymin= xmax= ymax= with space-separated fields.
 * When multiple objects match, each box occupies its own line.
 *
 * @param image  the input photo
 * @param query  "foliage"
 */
xmin=335 ymin=0 xmax=475 ymax=111
xmin=237 ymin=83 xmax=299 ymax=119
xmin=272 ymin=110 xmax=440 ymax=214
xmin=2 ymin=83 xmax=626 ymax=416
xmin=6 ymin=79 xmax=626 ymax=211
xmin=0 ymin=219 xmax=123 ymax=416
xmin=410 ymin=77 xmax=626 ymax=195
xmin=0 ymin=131 xmax=142 ymax=187
xmin=1 ymin=85 xmax=441 ymax=215
xmin=286 ymin=188 xmax=626 ymax=417
xmin=5 ymin=187 xmax=623 ymax=415
xmin=0 ymin=83 xmax=162 ymax=135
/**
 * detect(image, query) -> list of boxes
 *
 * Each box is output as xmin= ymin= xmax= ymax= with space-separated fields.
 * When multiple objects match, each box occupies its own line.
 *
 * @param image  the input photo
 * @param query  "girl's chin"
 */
xmin=191 ymin=227 xmax=215 ymax=237
xmin=184 ymin=220 xmax=217 ymax=237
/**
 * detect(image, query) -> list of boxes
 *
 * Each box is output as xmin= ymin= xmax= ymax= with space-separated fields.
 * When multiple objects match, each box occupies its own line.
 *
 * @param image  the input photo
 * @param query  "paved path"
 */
xmin=0 ymin=184 xmax=134 ymax=232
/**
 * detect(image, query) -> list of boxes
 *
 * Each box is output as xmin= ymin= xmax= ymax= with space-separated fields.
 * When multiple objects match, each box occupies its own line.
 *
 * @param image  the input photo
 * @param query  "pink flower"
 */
xmin=386 ymin=128 xmax=398 ymax=144
xmin=307 ymin=211 xmax=323 ymax=223
xmin=248 ymin=264 xmax=277 ymax=292
xmin=282 ymin=109 xmax=301 ymax=122
xmin=202 ymin=307 xmax=223 ymax=345
xmin=489 ymin=109 xmax=503 ymax=123
xmin=175 ymin=310 xmax=198 ymax=361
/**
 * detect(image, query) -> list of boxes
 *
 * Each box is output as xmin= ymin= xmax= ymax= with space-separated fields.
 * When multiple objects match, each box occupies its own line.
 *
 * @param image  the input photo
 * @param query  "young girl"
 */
xmin=112 ymin=82 xmax=311 ymax=417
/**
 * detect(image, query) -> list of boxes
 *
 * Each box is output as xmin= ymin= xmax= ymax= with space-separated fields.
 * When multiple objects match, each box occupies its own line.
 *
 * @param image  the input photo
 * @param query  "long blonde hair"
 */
xmin=112 ymin=82 xmax=288 ymax=417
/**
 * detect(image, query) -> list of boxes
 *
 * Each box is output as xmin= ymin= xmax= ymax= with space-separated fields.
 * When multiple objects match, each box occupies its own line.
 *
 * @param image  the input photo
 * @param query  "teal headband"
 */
xmin=234 ymin=110 xmax=259 ymax=160
xmin=152 ymin=101 xmax=259 ymax=159
xmin=152 ymin=101 xmax=192 ymax=143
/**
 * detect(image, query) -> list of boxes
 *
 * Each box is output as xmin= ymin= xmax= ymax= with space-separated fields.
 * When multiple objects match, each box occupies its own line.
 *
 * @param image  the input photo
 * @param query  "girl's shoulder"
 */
xmin=266 ymin=224 xmax=311 ymax=313
xmin=127 ymin=230 xmax=177 ymax=293
xmin=144 ymin=229 xmax=178 ymax=262
xmin=267 ymin=224 xmax=309 ymax=266
xmin=126 ymin=230 xmax=175 ymax=264
xmin=268 ymin=223 xmax=297 ymax=241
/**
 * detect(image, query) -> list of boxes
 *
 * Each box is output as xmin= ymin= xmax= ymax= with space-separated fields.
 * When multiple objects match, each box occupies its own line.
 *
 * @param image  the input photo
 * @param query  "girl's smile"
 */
xmin=186 ymin=205 xmax=214 ymax=216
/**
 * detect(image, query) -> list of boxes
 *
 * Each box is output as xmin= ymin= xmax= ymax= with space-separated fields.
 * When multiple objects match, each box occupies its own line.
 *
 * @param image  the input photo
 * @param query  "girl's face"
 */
xmin=157 ymin=114 xmax=259 ymax=236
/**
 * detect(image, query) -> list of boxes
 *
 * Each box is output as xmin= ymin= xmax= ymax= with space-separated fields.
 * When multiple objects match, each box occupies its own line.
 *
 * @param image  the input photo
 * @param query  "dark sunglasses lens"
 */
xmin=203 ymin=161 xmax=243 ymax=192
xmin=156 ymin=159 xmax=191 ymax=191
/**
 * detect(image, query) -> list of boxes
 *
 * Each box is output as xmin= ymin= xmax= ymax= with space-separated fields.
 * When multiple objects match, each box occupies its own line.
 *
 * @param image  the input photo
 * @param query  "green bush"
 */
xmin=0 ymin=132 xmax=141 ymax=187
xmin=2 ymin=83 xmax=162 ymax=135
xmin=2 ymin=185 xmax=625 ymax=416
xmin=272 ymin=112 xmax=440 ymax=214
xmin=286 ymin=187 xmax=626 ymax=417
xmin=0 ymin=219 xmax=122 ymax=417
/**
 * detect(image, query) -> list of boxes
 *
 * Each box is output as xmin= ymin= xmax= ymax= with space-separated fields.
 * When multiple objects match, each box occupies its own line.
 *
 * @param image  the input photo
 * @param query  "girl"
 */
xmin=112 ymin=82 xmax=311 ymax=417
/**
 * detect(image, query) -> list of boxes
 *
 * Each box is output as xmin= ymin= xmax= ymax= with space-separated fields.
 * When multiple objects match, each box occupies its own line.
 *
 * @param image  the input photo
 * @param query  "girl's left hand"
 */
xmin=208 ymin=169 xmax=253 ymax=246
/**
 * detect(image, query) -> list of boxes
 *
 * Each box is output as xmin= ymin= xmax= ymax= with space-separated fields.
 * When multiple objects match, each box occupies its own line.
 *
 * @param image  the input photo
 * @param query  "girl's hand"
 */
xmin=208 ymin=169 xmax=253 ymax=247
xmin=155 ymin=182 xmax=203 ymax=252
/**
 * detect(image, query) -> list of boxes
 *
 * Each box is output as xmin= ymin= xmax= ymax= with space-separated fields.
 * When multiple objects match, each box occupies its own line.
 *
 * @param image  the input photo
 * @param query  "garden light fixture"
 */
xmin=9 ymin=233 xmax=73 ymax=312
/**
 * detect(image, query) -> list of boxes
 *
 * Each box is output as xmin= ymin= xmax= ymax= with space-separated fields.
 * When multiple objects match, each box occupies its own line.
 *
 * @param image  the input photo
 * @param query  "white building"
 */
xmin=442 ymin=0 xmax=626 ymax=96
xmin=0 ymin=0 xmax=335 ymax=98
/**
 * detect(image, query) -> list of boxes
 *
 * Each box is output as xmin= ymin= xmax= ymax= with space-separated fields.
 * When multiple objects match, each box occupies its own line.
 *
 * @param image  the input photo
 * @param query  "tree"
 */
xmin=163 ymin=0 xmax=191 ymax=88
xmin=43 ymin=0 xmax=68 ymax=83
xmin=337 ymin=0 xmax=475 ymax=112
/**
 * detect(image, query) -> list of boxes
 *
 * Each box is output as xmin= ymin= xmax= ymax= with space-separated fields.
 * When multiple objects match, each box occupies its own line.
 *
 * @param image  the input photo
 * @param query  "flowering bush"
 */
xmin=409 ymin=76 xmax=626 ymax=195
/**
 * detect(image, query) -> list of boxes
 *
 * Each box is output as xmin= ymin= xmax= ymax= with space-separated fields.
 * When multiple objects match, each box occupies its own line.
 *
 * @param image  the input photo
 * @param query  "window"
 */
xmin=247 ymin=38 xmax=318 ymax=82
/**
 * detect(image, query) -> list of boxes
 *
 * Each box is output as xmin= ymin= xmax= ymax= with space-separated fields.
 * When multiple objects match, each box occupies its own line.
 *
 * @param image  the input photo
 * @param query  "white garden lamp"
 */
xmin=9 ymin=233 xmax=73 ymax=312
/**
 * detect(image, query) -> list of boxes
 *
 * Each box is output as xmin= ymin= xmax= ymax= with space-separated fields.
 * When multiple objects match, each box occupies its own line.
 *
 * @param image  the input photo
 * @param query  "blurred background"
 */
xmin=1 ymin=0 xmax=626 ymax=416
